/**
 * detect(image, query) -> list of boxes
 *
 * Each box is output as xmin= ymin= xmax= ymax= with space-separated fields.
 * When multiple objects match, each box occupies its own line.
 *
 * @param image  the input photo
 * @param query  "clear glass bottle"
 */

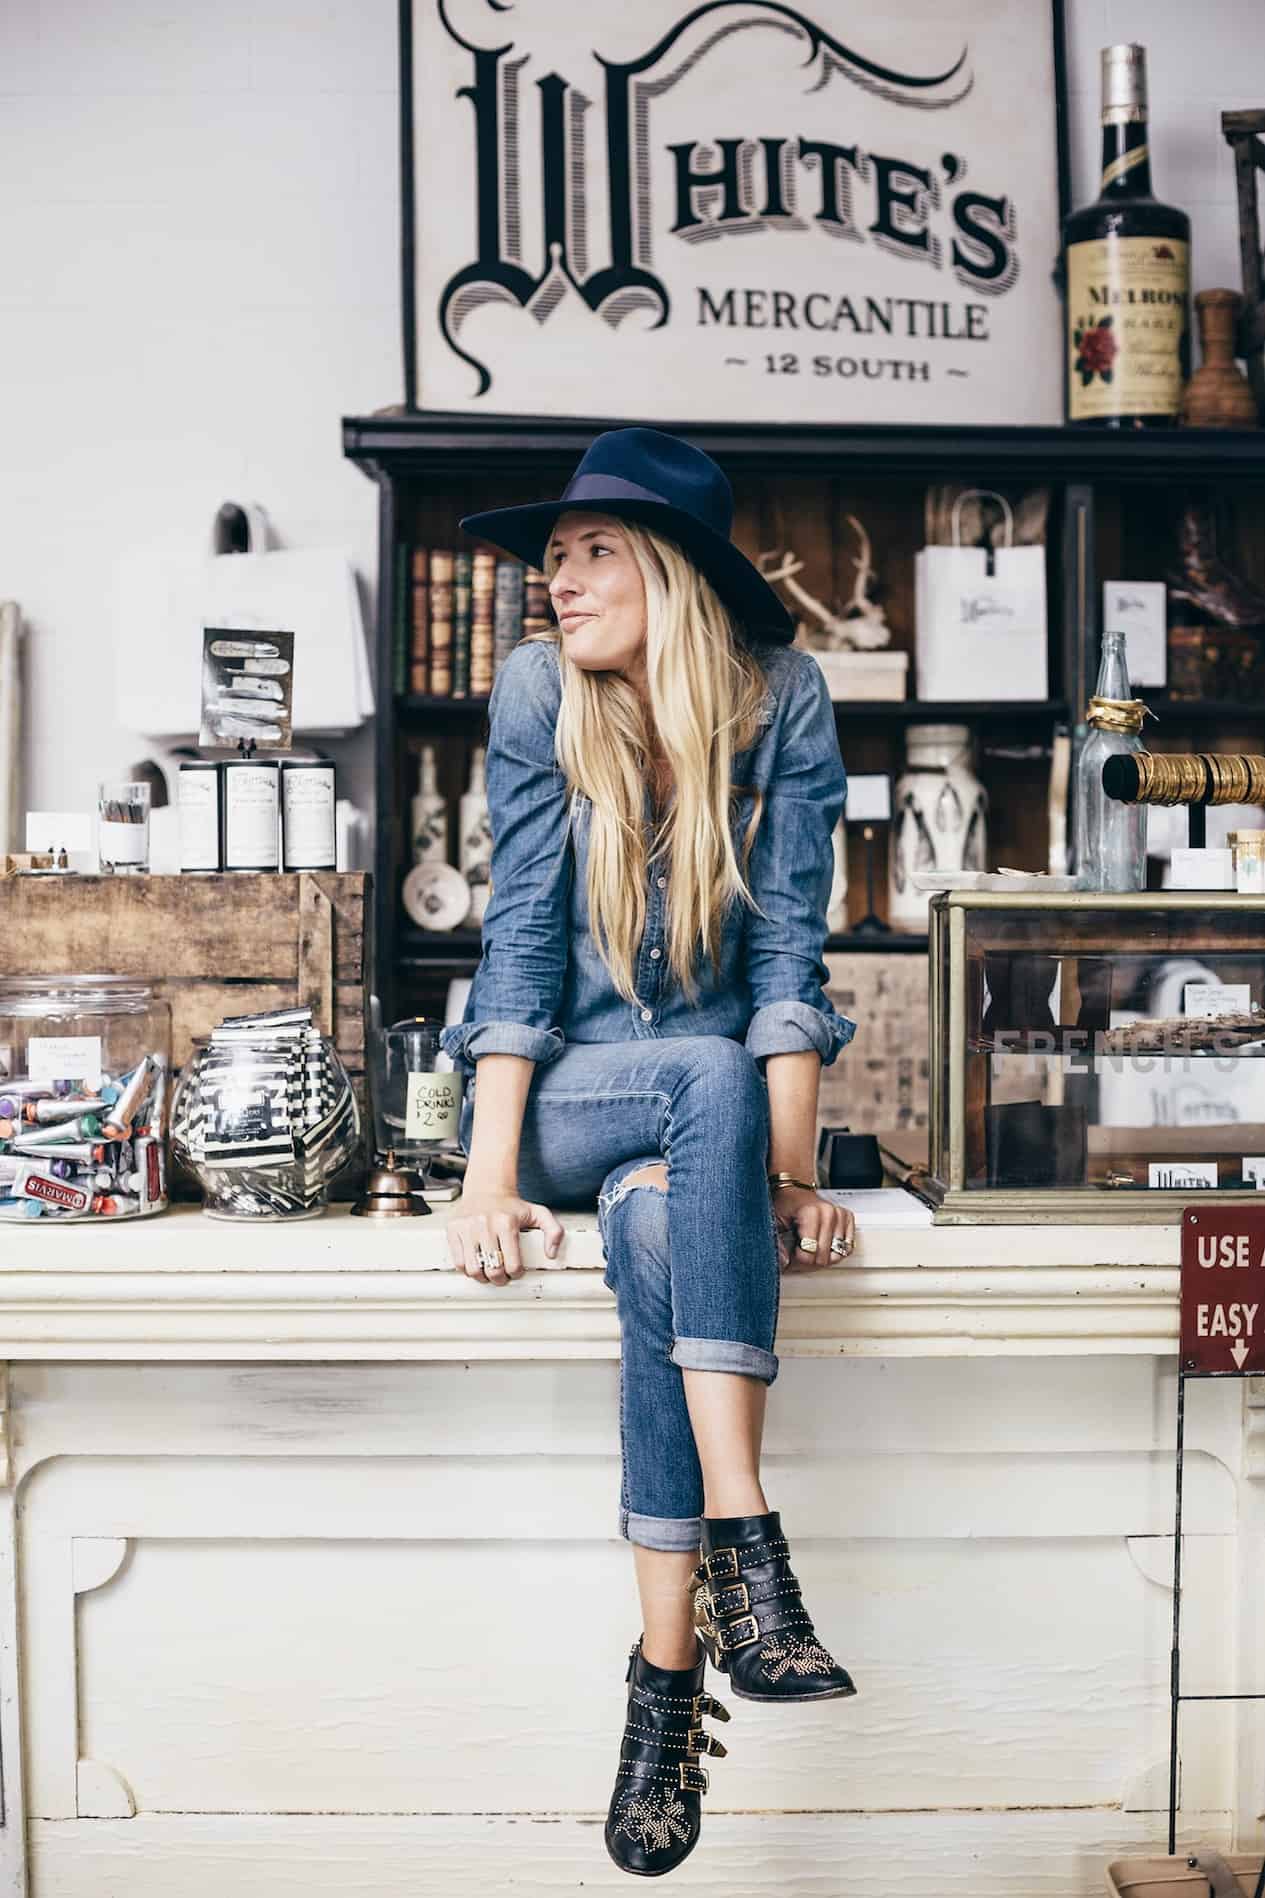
xmin=1075 ymin=628 xmax=1147 ymax=890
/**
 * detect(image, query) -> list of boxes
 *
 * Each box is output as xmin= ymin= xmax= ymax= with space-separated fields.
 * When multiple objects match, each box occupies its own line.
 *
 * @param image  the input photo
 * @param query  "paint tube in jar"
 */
xmin=124 ymin=1136 xmax=166 ymax=1212
xmin=9 ymin=1161 xmax=93 ymax=1215
xmin=0 ymin=1199 xmax=44 ymax=1221
xmin=24 ymin=1095 xmax=106 ymax=1124
xmin=101 ymin=1057 xmax=151 ymax=1138
xmin=12 ymin=1112 xmax=103 ymax=1150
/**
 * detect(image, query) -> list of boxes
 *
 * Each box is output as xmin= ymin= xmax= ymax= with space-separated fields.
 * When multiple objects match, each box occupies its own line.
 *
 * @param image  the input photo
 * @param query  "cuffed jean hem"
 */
xmin=621 ymin=1508 xmax=703 ymax=1552
xmin=669 ymin=1336 xmax=779 ymax=1385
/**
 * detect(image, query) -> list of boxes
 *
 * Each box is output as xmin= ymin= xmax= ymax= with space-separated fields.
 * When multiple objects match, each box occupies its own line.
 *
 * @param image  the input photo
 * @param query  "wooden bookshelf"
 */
xmin=343 ymin=412 xmax=1265 ymax=1022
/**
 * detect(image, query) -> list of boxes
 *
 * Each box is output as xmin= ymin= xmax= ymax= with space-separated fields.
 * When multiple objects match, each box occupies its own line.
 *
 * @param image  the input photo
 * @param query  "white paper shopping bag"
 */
xmin=915 ymin=490 xmax=1049 ymax=701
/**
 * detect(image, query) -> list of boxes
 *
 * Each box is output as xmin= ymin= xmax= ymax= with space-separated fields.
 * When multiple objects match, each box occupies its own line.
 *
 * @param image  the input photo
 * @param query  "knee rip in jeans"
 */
xmin=599 ymin=1163 xmax=668 ymax=1219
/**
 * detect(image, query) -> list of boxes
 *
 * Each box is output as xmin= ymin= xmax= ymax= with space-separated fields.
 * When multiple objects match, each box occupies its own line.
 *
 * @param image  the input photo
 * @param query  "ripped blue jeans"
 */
xmin=456 ymin=1035 xmax=781 ymax=1552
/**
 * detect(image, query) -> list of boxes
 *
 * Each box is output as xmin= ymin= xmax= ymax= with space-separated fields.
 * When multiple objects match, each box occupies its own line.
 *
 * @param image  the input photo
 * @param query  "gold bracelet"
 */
xmin=767 ymin=1171 xmax=817 ymax=1192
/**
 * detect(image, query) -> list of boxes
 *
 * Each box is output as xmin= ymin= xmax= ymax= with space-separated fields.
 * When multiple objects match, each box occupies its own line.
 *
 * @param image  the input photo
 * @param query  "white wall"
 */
xmin=0 ymin=0 xmax=401 ymax=821
xmin=0 ymin=0 xmax=1259 ymax=816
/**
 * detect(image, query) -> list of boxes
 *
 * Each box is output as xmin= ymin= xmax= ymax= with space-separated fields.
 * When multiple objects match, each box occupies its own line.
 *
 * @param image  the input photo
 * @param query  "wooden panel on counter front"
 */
xmin=0 ymin=872 xmax=370 ymax=1074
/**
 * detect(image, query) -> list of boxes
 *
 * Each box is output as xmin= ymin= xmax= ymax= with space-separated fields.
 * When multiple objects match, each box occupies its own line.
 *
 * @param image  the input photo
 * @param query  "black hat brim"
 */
xmin=460 ymin=495 xmax=794 ymax=645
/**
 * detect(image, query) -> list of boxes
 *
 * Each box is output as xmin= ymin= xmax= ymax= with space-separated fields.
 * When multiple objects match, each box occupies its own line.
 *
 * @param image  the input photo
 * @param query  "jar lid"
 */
xmin=1228 ymin=829 xmax=1265 ymax=845
xmin=0 ymin=974 xmax=154 ymax=1015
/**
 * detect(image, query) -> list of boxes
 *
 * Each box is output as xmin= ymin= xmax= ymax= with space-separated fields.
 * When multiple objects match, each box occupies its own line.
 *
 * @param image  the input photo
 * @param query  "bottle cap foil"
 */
xmin=1101 ymin=43 xmax=1147 ymax=122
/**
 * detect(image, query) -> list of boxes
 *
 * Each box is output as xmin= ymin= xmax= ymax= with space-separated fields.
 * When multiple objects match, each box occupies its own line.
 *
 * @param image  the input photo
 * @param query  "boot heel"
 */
xmin=695 ymin=1626 xmax=723 ymax=1673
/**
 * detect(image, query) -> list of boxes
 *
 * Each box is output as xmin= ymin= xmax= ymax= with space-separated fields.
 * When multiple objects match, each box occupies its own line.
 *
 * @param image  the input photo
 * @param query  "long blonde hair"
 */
xmin=530 ymin=521 xmax=771 ymax=1007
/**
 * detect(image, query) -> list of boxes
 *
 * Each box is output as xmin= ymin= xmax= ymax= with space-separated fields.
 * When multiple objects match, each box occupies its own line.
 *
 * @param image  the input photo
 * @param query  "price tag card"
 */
xmin=1184 ymin=982 xmax=1252 ymax=1019
xmin=1103 ymin=581 xmax=1167 ymax=687
xmin=27 ymin=1036 xmax=103 ymax=1086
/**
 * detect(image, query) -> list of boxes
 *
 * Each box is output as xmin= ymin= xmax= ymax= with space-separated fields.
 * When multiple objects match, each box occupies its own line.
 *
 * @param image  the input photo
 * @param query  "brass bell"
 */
xmin=350 ymin=1151 xmax=431 ymax=1218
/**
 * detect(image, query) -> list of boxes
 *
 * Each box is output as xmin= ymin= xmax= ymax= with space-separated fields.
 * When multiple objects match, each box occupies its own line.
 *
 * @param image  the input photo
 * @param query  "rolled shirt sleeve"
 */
xmin=742 ymin=655 xmax=857 ymax=1070
xmin=439 ymin=643 xmax=572 ymax=1076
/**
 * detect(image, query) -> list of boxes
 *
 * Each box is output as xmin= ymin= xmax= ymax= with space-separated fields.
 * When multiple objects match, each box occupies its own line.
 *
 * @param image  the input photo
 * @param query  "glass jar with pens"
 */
xmin=98 ymin=780 xmax=151 ymax=875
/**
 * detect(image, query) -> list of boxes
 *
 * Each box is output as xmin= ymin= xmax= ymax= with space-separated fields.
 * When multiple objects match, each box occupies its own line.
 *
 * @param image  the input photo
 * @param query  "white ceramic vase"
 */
xmin=458 ymin=746 xmax=493 ymax=924
xmin=888 ymin=723 xmax=988 ymax=931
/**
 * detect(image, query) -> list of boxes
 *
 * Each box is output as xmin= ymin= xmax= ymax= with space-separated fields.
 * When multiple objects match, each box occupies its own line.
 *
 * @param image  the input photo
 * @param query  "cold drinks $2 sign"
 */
xmin=408 ymin=0 xmax=1064 ymax=423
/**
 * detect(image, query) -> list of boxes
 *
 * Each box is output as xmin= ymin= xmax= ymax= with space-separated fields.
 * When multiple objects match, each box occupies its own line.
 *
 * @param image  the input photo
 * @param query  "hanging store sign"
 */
xmin=1180 ymin=1206 xmax=1265 ymax=1375
xmin=403 ymin=0 xmax=1067 ymax=423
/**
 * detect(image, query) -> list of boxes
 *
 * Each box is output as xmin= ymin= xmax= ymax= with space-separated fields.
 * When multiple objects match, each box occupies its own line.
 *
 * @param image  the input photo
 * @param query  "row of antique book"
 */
xmin=393 ymin=548 xmax=553 ymax=700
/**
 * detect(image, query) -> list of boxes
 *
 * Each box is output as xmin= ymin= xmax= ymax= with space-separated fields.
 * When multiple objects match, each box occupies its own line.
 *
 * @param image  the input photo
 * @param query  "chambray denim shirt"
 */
xmin=439 ymin=637 xmax=856 ymax=1080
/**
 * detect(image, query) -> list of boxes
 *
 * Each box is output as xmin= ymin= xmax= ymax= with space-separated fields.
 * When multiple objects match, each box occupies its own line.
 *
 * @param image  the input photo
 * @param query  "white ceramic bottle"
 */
xmin=410 ymin=745 xmax=448 ymax=867
xmin=888 ymin=723 xmax=988 ymax=931
xmin=459 ymin=745 xmax=493 ymax=924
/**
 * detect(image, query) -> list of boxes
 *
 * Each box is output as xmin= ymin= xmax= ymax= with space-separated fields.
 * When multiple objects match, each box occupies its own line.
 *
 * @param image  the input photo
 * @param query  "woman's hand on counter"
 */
xmin=772 ymin=1185 xmax=855 ymax=1272
xmin=446 ymin=1187 xmax=565 ymax=1284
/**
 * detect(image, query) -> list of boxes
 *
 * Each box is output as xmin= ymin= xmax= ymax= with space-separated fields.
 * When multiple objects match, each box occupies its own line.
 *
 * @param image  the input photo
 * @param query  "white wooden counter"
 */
xmin=0 ymin=1203 xmax=1257 ymax=1897
xmin=0 ymin=1201 xmax=1183 ymax=1360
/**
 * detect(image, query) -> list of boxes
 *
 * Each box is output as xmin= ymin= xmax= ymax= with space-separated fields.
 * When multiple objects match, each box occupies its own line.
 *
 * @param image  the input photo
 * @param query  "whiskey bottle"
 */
xmin=1064 ymin=44 xmax=1190 ymax=427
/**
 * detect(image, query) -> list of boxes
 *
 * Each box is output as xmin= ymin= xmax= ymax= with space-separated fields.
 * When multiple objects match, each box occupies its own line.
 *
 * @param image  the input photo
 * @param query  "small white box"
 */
xmin=844 ymin=774 xmax=893 ymax=822
xmin=1170 ymin=847 xmax=1234 ymax=890
xmin=810 ymin=649 xmax=908 ymax=702
xmin=1103 ymin=581 xmax=1167 ymax=687
xmin=1149 ymin=1161 xmax=1218 ymax=1189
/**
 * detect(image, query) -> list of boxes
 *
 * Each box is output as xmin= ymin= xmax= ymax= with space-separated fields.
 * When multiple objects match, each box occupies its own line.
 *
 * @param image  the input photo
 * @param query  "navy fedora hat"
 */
xmin=461 ymin=427 xmax=793 ymax=645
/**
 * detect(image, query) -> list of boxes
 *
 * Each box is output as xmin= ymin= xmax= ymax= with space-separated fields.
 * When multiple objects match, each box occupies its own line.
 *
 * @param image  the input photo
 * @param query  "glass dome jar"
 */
xmin=0 ymin=976 xmax=172 ymax=1223
xmin=170 ymin=1029 xmax=359 ymax=1221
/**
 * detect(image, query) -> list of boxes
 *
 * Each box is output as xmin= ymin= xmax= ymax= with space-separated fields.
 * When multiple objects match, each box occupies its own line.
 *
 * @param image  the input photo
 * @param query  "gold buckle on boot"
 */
xmin=708 ymin=1581 xmax=750 ymax=1620
xmin=718 ymin=1614 xmax=759 ymax=1652
xmin=700 ymin=1547 xmax=740 ymax=1583
xmin=678 ymin=1761 xmax=709 ymax=1793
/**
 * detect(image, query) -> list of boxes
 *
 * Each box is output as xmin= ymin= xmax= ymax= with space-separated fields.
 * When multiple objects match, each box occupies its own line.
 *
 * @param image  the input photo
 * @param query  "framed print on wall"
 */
xmin=402 ymin=0 xmax=1069 ymax=424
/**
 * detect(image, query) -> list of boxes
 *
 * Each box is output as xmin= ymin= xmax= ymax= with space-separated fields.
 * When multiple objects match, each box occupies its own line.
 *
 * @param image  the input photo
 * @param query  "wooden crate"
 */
xmin=0 ymin=871 xmax=372 ymax=1187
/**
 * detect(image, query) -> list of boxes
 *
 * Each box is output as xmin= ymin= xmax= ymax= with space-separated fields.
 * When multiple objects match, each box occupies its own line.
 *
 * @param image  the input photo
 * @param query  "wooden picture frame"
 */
xmin=399 ymin=0 xmax=1071 ymax=425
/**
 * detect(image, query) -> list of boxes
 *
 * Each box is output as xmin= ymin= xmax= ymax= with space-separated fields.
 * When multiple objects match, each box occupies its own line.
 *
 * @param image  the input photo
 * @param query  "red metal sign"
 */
xmin=1181 ymin=1205 xmax=1265 ymax=1374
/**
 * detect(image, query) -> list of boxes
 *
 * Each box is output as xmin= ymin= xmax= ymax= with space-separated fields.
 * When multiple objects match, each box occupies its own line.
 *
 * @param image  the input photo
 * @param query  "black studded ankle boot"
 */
xmin=692 ymin=1509 xmax=857 ymax=1703
xmin=604 ymin=1636 xmax=729 ymax=1878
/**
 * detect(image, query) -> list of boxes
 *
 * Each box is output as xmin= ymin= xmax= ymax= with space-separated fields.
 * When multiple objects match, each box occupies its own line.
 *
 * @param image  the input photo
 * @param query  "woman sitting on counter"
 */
xmin=440 ymin=427 xmax=859 ymax=1880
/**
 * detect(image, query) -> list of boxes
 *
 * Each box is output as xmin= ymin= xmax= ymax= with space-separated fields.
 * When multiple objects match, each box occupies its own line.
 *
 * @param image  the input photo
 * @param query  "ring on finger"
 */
xmin=476 ymin=1241 xmax=504 ymax=1273
xmin=798 ymin=1235 xmax=818 ymax=1253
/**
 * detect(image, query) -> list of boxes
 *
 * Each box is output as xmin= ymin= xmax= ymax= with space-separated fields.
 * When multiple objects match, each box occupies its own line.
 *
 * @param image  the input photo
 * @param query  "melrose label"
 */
xmin=1067 ymin=235 xmax=1189 ymax=418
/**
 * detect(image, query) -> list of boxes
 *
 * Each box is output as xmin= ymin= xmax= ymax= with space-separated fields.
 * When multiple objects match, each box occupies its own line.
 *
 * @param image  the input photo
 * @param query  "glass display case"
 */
xmin=927 ymin=893 xmax=1265 ymax=1223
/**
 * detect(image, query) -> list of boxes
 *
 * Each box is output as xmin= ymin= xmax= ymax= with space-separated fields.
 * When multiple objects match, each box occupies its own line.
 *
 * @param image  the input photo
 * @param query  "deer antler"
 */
xmin=844 ymin=515 xmax=873 ymax=618
xmin=758 ymin=550 xmax=838 ymax=630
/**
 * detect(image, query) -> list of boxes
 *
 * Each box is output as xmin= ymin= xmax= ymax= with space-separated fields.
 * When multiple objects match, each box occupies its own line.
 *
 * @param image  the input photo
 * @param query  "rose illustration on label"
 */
xmin=1073 ymin=314 xmax=1117 ymax=386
